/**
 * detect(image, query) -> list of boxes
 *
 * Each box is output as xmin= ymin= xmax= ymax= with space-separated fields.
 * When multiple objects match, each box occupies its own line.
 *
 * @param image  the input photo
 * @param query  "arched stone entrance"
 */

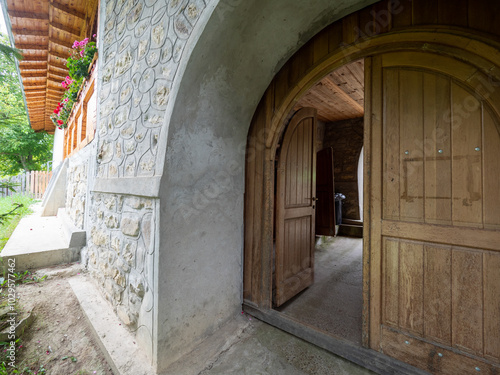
xmin=156 ymin=0 xmax=500 ymax=373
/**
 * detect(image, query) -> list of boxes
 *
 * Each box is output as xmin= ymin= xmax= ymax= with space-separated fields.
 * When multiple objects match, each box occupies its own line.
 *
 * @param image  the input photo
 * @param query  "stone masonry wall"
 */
xmin=86 ymin=192 xmax=156 ymax=356
xmin=97 ymin=0 xmax=211 ymax=178
xmin=322 ymin=117 xmax=364 ymax=220
xmin=66 ymin=150 xmax=90 ymax=229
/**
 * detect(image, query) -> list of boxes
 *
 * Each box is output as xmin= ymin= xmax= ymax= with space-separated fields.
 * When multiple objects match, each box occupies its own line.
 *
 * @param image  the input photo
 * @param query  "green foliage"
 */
xmin=51 ymin=37 xmax=97 ymax=129
xmin=0 ymin=124 xmax=53 ymax=176
xmin=0 ymin=194 xmax=36 ymax=251
xmin=67 ymin=39 xmax=97 ymax=81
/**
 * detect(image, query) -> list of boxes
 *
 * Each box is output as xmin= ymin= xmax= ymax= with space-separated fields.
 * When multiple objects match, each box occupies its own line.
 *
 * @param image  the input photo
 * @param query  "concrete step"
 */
xmin=1 ymin=205 xmax=86 ymax=273
xmin=338 ymin=224 xmax=363 ymax=238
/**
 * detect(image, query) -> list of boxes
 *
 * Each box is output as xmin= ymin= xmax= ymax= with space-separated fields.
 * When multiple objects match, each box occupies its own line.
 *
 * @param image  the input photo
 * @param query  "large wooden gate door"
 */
xmin=368 ymin=53 xmax=500 ymax=373
xmin=275 ymin=108 xmax=317 ymax=307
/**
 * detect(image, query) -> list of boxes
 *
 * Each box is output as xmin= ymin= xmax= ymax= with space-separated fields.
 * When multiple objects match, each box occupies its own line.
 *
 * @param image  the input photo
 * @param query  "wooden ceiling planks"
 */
xmin=295 ymin=59 xmax=365 ymax=123
xmin=5 ymin=0 xmax=97 ymax=133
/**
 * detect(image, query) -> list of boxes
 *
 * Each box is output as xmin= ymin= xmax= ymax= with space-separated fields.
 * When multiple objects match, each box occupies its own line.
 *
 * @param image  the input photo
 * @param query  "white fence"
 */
xmin=0 ymin=171 xmax=53 ymax=199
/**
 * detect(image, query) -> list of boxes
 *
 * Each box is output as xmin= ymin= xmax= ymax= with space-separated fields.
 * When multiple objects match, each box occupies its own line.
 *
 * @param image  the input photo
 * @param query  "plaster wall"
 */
xmin=52 ymin=127 xmax=64 ymax=170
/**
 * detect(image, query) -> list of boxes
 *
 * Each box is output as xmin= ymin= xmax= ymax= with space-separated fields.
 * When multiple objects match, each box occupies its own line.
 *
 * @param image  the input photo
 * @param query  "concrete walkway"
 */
xmin=65 ymin=267 xmax=375 ymax=375
xmin=199 ymin=320 xmax=375 ymax=375
xmin=1 ymin=203 xmax=84 ymax=272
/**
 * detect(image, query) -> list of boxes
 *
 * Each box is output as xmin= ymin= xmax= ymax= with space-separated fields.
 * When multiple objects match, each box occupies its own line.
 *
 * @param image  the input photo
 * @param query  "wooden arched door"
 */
xmin=275 ymin=108 xmax=317 ymax=307
xmin=367 ymin=52 xmax=500 ymax=373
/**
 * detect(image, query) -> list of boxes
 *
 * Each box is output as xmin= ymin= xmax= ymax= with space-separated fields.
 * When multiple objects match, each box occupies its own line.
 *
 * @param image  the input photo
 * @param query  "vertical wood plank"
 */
xmin=483 ymin=109 xmax=500 ymax=230
xmin=484 ymin=252 xmax=500 ymax=361
xmin=274 ymin=64 xmax=290 ymax=113
xmin=399 ymin=69 xmax=424 ymax=222
xmin=362 ymin=56 xmax=372 ymax=348
xmin=369 ymin=55 xmax=383 ymax=349
xmin=372 ymin=1 xmax=392 ymax=35
xmin=398 ymin=241 xmax=424 ymax=335
xmin=313 ymin=28 xmax=329 ymax=64
xmin=383 ymin=68 xmax=400 ymax=220
xmin=452 ymin=249 xmax=483 ymax=355
xmin=424 ymin=73 xmax=452 ymax=225
xmin=451 ymin=83 xmax=483 ymax=227
xmin=468 ymin=0 xmax=500 ymax=38
xmin=412 ymin=0 xmax=438 ymax=25
xmin=383 ymin=238 xmax=399 ymax=327
xmin=391 ymin=0 xmax=412 ymax=29
xmin=423 ymin=245 xmax=452 ymax=345
xmin=327 ymin=21 xmax=343 ymax=53
xmin=342 ymin=12 xmax=359 ymax=45
xmin=358 ymin=5 xmax=375 ymax=39
xmin=438 ymin=0 xmax=468 ymax=27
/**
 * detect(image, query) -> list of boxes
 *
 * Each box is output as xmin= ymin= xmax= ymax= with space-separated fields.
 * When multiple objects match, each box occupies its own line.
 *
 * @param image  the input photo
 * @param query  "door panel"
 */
xmin=275 ymin=108 xmax=317 ymax=307
xmin=315 ymin=147 xmax=335 ymax=236
xmin=370 ymin=53 xmax=500 ymax=373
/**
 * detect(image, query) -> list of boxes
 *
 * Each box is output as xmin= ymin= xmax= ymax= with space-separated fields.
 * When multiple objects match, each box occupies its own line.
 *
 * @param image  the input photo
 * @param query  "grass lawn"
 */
xmin=0 ymin=194 xmax=37 ymax=251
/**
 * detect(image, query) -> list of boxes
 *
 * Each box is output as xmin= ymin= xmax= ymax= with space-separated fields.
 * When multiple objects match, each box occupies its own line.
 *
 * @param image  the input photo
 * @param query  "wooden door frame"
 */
xmin=243 ymin=26 xmax=500 ymax=375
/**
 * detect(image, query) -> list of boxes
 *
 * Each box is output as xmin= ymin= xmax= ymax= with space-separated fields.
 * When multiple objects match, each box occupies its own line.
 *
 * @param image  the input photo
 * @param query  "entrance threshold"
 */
xmin=242 ymin=304 xmax=428 ymax=375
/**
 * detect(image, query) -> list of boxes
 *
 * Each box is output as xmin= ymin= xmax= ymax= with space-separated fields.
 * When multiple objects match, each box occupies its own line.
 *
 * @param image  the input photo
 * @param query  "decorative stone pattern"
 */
xmin=98 ymin=0 xmax=209 ymax=178
xmin=86 ymin=192 xmax=156 ymax=337
xmin=66 ymin=158 xmax=88 ymax=229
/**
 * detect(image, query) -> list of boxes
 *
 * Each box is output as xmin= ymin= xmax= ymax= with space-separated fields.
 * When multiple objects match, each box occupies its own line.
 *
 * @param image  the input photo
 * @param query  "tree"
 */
xmin=0 ymin=33 xmax=53 ymax=175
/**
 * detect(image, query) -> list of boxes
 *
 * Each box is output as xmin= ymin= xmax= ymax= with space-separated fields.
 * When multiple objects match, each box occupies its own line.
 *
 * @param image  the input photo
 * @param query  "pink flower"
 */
xmin=63 ymin=98 xmax=69 ymax=102
xmin=80 ymin=50 xmax=85 ymax=57
xmin=61 ymin=81 xmax=67 ymax=89
xmin=72 ymin=40 xmax=79 ymax=48
xmin=93 ymin=34 xmax=97 ymax=38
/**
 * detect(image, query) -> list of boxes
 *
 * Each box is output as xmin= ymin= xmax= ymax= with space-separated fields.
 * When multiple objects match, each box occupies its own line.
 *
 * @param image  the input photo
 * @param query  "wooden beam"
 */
xmin=17 ymin=44 xmax=48 ymax=51
xmin=50 ymin=2 xmax=86 ymax=20
xmin=21 ymin=72 xmax=48 ymax=78
xmin=19 ymin=63 xmax=47 ymax=70
xmin=19 ymin=55 xmax=48 ymax=62
xmin=11 ymin=29 xmax=49 ymax=37
xmin=50 ymin=22 xmax=81 ymax=38
xmin=23 ymin=86 xmax=47 ymax=91
xmin=48 ymin=50 xmax=68 ymax=60
xmin=48 ymin=72 xmax=66 ymax=81
xmin=322 ymin=76 xmax=365 ymax=113
xmin=49 ymin=37 xmax=73 ymax=49
xmin=9 ymin=11 xmax=49 ymax=20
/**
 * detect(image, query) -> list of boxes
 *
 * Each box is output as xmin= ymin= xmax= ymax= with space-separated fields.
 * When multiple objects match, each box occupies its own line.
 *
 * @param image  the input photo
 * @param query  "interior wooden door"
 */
xmin=275 ymin=107 xmax=317 ymax=307
xmin=367 ymin=53 xmax=500 ymax=373
xmin=315 ymin=147 xmax=336 ymax=236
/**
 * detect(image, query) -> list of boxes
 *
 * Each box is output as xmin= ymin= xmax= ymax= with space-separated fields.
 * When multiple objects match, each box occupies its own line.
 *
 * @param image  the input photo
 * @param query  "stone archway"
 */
xmin=154 ymin=0 xmax=377 ymax=371
xmin=242 ymin=3 xmax=500 ymax=375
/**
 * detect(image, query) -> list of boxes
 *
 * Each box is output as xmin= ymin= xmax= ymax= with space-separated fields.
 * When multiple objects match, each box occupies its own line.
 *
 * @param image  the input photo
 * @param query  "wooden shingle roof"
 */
xmin=4 ymin=0 xmax=98 ymax=133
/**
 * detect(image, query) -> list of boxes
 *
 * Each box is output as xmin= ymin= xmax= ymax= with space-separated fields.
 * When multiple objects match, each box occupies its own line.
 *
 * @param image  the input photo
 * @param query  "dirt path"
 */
xmin=3 ymin=269 xmax=114 ymax=375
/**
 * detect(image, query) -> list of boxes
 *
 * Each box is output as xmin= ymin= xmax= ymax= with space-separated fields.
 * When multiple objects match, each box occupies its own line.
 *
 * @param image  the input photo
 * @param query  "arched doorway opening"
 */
xmin=243 ymin=7 xmax=500 ymax=374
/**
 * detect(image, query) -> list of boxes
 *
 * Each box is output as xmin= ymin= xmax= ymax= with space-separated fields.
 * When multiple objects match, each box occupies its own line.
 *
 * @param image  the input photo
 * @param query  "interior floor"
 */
xmin=276 ymin=236 xmax=363 ymax=344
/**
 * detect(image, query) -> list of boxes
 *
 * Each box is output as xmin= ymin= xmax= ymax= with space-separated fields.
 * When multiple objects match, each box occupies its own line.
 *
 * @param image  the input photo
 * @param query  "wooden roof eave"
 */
xmin=0 ymin=0 xmax=32 ymax=130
